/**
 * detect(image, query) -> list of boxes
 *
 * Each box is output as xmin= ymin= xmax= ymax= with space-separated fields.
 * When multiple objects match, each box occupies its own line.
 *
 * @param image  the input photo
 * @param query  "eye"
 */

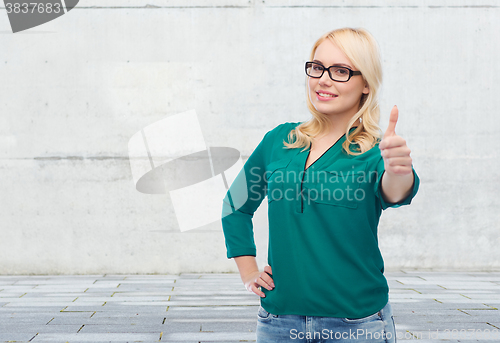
xmin=333 ymin=67 xmax=348 ymax=75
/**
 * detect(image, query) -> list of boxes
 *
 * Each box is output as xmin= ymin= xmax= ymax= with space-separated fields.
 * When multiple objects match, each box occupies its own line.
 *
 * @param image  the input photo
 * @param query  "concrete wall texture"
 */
xmin=0 ymin=0 xmax=499 ymax=274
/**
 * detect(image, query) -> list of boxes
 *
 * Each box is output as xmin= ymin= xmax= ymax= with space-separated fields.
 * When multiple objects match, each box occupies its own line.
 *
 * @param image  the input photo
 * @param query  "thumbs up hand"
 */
xmin=379 ymin=105 xmax=413 ymax=176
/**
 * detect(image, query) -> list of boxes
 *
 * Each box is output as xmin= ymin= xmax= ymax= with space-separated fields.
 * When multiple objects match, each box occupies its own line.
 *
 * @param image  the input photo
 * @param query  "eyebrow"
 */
xmin=312 ymin=59 xmax=353 ymax=69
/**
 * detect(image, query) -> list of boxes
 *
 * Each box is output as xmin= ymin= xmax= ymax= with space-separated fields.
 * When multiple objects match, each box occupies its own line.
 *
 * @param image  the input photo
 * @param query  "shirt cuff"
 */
xmin=226 ymin=248 xmax=257 ymax=259
xmin=374 ymin=167 xmax=420 ymax=210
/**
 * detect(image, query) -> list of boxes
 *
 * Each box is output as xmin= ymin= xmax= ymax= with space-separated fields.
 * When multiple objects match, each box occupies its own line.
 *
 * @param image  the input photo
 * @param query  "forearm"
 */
xmin=380 ymin=170 xmax=414 ymax=204
xmin=234 ymin=255 xmax=259 ymax=281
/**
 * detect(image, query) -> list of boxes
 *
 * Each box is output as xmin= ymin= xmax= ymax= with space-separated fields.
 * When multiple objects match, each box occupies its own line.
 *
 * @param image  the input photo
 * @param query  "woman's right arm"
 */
xmin=221 ymin=127 xmax=279 ymax=296
xmin=221 ymin=130 xmax=272 ymax=258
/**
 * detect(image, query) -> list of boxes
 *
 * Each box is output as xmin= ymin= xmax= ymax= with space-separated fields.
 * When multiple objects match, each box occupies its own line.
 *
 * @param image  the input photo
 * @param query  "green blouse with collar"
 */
xmin=221 ymin=121 xmax=420 ymax=318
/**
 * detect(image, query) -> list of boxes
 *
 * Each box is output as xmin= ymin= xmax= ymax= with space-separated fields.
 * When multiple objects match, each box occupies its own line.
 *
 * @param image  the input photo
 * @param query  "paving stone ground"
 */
xmin=0 ymin=271 xmax=499 ymax=342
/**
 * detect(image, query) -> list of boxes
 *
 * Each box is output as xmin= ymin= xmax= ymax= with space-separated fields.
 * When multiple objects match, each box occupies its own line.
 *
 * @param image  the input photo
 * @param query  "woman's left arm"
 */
xmin=379 ymin=105 xmax=415 ymax=204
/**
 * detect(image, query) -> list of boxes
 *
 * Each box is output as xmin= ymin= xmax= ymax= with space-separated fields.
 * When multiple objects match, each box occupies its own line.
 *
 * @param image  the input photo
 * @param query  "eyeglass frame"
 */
xmin=305 ymin=61 xmax=362 ymax=82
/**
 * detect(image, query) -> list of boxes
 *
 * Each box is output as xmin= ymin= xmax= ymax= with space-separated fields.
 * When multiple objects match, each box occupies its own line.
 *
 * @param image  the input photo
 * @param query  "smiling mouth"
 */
xmin=316 ymin=91 xmax=338 ymax=98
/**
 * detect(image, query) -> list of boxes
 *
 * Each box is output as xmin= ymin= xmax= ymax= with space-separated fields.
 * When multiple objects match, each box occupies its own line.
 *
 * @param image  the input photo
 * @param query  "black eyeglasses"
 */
xmin=305 ymin=61 xmax=362 ymax=82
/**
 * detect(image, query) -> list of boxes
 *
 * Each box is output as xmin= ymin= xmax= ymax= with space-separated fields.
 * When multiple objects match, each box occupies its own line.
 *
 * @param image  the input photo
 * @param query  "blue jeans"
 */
xmin=256 ymin=300 xmax=396 ymax=343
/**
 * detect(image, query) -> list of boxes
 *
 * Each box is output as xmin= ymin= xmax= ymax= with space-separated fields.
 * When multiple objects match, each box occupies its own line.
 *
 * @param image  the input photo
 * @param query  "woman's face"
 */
xmin=308 ymin=39 xmax=369 ymax=119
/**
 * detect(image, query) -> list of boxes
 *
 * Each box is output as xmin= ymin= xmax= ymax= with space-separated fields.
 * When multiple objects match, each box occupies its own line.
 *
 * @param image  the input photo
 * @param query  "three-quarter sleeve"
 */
xmin=373 ymin=155 xmax=420 ymax=211
xmin=221 ymin=130 xmax=272 ymax=259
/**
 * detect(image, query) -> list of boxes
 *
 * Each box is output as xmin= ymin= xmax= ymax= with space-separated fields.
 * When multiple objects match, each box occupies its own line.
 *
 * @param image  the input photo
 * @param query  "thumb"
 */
xmin=384 ymin=105 xmax=398 ymax=138
xmin=264 ymin=265 xmax=272 ymax=276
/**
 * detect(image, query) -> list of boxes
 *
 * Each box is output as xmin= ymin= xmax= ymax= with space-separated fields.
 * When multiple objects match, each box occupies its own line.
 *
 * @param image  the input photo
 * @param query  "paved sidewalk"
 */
xmin=0 ymin=271 xmax=499 ymax=342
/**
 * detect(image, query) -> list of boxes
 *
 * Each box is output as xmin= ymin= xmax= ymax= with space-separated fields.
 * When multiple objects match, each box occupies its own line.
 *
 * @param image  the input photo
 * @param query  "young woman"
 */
xmin=221 ymin=27 xmax=419 ymax=343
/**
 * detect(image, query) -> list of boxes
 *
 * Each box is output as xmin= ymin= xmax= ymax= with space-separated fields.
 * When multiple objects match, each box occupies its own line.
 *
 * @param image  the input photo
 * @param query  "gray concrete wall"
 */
xmin=1 ymin=0 xmax=499 ymax=274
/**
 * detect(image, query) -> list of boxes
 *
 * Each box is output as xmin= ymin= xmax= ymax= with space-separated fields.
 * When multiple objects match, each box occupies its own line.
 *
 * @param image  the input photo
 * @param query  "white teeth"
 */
xmin=318 ymin=92 xmax=336 ymax=97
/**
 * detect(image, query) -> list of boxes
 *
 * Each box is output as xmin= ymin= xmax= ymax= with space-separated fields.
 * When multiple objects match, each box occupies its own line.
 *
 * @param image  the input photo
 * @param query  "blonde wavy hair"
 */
xmin=283 ymin=27 xmax=383 ymax=155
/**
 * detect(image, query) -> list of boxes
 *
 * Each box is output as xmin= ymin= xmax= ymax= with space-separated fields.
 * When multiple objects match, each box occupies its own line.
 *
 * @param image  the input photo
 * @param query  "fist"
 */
xmin=379 ymin=105 xmax=413 ymax=176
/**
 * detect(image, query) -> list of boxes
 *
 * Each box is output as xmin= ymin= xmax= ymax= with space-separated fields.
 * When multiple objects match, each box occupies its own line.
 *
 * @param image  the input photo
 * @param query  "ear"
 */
xmin=362 ymin=83 xmax=370 ymax=95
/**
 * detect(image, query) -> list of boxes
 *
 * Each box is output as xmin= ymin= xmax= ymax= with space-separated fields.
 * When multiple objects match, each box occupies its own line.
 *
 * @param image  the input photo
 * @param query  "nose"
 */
xmin=318 ymin=69 xmax=332 ymax=86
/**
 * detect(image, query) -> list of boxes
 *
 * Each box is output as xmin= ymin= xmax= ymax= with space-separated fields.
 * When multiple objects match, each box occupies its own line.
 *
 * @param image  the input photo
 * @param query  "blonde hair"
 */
xmin=283 ymin=27 xmax=383 ymax=155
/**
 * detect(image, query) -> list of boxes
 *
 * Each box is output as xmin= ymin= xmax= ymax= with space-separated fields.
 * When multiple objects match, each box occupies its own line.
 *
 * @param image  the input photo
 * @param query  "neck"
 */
xmin=320 ymin=115 xmax=359 ymax=139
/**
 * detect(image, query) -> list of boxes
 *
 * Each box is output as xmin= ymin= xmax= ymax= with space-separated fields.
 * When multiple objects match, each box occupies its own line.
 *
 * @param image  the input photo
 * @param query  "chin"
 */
xmin=313 ymin=104 xmax=337 ymax=115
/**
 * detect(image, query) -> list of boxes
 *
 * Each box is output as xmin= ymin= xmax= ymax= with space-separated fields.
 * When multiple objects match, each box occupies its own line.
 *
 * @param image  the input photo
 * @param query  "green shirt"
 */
xmin=221 ymin=121 xmax=420 ymax=318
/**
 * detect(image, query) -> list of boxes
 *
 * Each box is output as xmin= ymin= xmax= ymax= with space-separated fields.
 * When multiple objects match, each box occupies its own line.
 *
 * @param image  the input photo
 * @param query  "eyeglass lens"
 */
xmin=306 ymin=62 xmax=350 ymax=82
